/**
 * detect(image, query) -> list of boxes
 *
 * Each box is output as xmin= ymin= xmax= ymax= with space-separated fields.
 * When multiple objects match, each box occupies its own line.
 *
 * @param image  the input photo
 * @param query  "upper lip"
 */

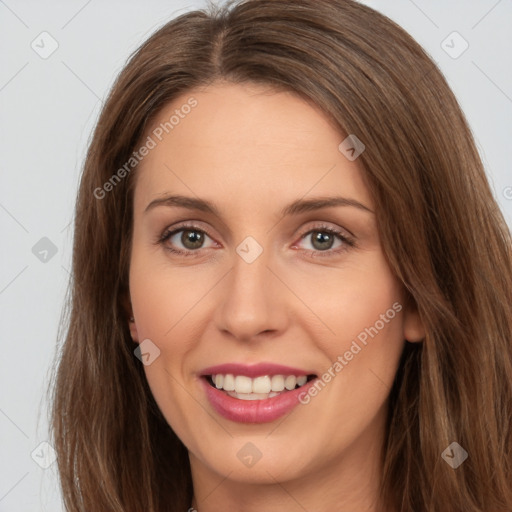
xmin=199 ymin=362 xmax=316 ymax=378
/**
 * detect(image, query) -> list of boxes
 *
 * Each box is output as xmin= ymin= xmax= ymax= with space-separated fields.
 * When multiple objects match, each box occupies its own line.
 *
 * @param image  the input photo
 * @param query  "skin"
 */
xmin=127 ymin=81 xmax=425 ymax=511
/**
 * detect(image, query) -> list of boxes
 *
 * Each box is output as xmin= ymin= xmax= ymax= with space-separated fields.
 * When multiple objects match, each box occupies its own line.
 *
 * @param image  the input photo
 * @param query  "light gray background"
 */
xmin=1 ymin=0 xmax=511 ymax=510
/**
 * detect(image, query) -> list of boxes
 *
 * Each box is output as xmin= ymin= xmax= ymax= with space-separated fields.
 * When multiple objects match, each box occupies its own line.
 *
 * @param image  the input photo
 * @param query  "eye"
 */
xmin=156 ymin=222 xmax=356 ymax=259
xmin=157 ymin=223 xmax=217 ymax=257
xmin=293 ymin=224 xmax=355 ymax=258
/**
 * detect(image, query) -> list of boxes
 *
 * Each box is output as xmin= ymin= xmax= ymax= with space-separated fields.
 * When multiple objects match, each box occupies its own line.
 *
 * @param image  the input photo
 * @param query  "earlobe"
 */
xmin=128 ymin=315 xmax=140 ymax=343
xmin=121 ymin=294 xmax=139 ymax=343
xmin=403 ymin=304 xmax=425 ymax=343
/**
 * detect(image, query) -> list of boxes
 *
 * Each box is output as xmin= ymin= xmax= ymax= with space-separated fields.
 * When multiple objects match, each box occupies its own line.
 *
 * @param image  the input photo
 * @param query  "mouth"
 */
xmin=199 ymin=362 xmax=319 ymax=422
xmin=203 ymin=373 xmax=317 ymax=401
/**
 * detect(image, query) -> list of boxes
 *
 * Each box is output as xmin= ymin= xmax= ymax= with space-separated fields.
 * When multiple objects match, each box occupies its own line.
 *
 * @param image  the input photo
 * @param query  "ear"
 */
xmin=128 ymin=317 xmax=140 ymax=343
xmin=121 ymin=293 xmax=140 ymax=343
xmin=402 ymin=299 xmax=425 ymax=343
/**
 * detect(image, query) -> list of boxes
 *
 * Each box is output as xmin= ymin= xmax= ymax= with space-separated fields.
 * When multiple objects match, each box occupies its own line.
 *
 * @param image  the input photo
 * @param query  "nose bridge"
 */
xmin=214 ymin=236 xmax=287 ymax=340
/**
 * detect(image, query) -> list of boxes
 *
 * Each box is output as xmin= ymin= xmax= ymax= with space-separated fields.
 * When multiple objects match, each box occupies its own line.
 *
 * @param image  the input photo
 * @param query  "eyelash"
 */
xmin=156 ymin=222 xmax=356 ymax=259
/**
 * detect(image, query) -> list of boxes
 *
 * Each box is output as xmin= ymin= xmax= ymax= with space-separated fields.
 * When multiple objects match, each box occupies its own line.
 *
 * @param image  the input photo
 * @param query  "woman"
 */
xmin=48 ymin=0 xmax=512 ymax=510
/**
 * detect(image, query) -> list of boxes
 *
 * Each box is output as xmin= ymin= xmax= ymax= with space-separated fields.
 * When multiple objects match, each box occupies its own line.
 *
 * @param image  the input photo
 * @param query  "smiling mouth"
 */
xmin=204 ymin=373 xmax=317 ymax=400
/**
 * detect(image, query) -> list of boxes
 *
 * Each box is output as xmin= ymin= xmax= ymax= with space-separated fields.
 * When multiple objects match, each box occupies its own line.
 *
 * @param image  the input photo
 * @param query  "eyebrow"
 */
xmin=144 ymin=194 xmax=374 ymax=216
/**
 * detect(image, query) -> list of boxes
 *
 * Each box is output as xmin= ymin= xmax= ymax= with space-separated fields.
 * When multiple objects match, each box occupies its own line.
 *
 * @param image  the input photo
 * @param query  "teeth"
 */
xmin=223 ymin=374 xmax=235 ymax=391
xmin=210 ymin=373 xmax=309 ymax=394
xmin=226 ymin=391 xmax=281 ymax=400
xmin=284 ymin=375 xmax=296 ymax=390
xmin=234 ymin=375 xmax=252 ymax=394
xmin=271 ymin=375 xmax=285 ymax=392
xmin=253 ymin=376 xmax=271 ymax=394
xmin=297 ymin=375 xmax=307 ymax=386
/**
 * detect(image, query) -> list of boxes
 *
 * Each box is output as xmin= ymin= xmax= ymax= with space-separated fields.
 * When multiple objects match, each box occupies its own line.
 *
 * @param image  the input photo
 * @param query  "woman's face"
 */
xmin=128 ymin=81 xmax=423 ymax=490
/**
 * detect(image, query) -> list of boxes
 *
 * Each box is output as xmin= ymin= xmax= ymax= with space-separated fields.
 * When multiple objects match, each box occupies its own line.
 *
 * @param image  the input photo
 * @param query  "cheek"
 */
xmin=295 ymin=253 xmax=404 ymax=357
xmin=310 ymin=256 xmax=405 ymax=399
xmin=129 ymin=270 xmax=206 ymax=422
xmin=128 ymin=249 xmax=206 ymax=350
xmin=129 ymin=256 xmax=205 ymax=443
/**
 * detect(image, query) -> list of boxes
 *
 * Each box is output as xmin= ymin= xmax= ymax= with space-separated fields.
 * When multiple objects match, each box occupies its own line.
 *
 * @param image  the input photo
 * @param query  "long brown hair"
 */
xmin=47 ymin=0 xmax=512 ymax=510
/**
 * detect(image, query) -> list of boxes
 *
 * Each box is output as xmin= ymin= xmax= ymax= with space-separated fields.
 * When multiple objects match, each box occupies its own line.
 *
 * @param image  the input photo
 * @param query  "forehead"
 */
xmin=133 ymin=82 xmax=372 ymax=214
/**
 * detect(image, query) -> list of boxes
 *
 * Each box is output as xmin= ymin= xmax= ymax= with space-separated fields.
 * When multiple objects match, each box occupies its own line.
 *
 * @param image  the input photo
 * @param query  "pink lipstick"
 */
xmin=199 ymin=362 xmax=318 ymax=423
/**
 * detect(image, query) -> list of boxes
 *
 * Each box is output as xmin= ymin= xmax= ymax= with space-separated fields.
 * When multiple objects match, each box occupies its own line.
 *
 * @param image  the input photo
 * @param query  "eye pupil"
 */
xmin=312 ymin=231 xmax=334 ymax=251
xmin=182 ymin=230 xmax=204 ymax=249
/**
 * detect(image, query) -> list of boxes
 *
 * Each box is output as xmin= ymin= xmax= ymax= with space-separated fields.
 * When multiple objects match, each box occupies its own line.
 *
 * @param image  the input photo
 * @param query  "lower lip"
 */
xmin=200 ymin=377 xmax=317 ymax=423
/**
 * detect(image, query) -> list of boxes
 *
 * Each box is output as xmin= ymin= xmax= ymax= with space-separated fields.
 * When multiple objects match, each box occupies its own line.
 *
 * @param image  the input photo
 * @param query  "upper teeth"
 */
xmin=212 ymin=374 xmax=308 ymax=394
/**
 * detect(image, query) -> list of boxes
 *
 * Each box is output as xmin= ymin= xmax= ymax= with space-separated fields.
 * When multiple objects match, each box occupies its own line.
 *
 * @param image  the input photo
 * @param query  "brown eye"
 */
xmin=180 ymin=229 xmax=205 ymax=250
xmin=309 ymin=231 xmax=336 ymax=251
xmin=158 ymin=224 xmax=216 ymax=257
xmin=294 ymin=225 xmax=356 ymax=258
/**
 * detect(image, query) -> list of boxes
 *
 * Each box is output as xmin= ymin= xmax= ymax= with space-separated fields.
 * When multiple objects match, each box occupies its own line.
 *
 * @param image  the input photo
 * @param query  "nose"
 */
xmin=214 ymin=244 xmax=289 ymax=343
